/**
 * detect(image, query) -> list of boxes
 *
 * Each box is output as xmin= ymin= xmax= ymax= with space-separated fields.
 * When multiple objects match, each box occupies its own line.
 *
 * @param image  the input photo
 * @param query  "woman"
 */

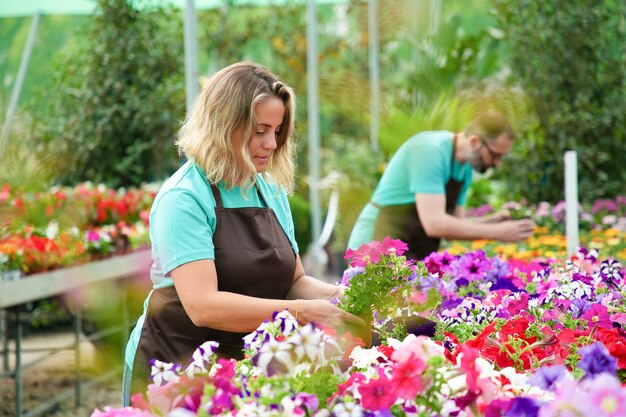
xmin=122 ymin=61 xmax=361 ymax=404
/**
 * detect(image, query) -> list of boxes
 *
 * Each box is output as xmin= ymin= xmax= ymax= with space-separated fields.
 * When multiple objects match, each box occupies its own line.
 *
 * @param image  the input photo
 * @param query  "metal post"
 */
xmin=565 ymin=151 xmax=579 ymax=256
xmin=368 ymin=0 xmax=380 ymax=152
xmin=183 ymin=0 xmax=199 ymax=113
xmin=0 ymin=12 xmax=40 ymax=159
xmin=75 ymin=308 xmax=82 ymax=407
xmin=429 ymin=0 xmax=442 ymax=35
xmin=15 ymin=309 xmax=23 ymax=417
xmin=1 ymin=309 xmax=7 ymax=372
xmin=307 ymin=0 xmax=322 ymax=277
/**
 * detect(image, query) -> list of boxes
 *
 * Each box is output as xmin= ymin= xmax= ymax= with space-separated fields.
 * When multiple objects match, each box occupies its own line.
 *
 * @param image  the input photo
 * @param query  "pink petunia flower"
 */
xmin=357 ymin=368 xmax=397 ymax=411
xmin=582 ymin=304 xmax=612 ymax=330
xmin=390 ymin=353 xmax=425 ymax=399
xmin=90 ymin=407 xmax=154 ymax=417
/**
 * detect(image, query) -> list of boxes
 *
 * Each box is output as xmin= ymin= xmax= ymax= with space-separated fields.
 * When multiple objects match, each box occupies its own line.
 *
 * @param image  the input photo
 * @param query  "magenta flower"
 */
xmin=90 ymin=407 xmax=154 ymax=417
xmin=378 ymin=236 xmax=409 ymax=256
xmin=591 ymin=199 xmax=618 ymax=214
xmin=453 ymin=251 xmax=491 ymax=282
xmin=86 ymin=230 xmax=101 ymax=242
xmin=357 ymin=368 xmax=397 ymax=411
xmin=423 ymin=251 xmax=456 ymax=275
xmin=345 ymin=241 xmax=383 ymax=267
xmin=484 ymin=398 xmax=513 ymax=417
xmin=345 ymin=237 xmax=408 ymax=267
xmin=581 ymin=304 xmax=612 ymax=329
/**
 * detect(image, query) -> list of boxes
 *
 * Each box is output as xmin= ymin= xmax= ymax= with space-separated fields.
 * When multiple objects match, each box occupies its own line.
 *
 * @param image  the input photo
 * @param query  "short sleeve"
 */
xmin=407 ymin=143 xmax=448 ymax=195
xmin=150 ymin=188 xmax=215 ymax=275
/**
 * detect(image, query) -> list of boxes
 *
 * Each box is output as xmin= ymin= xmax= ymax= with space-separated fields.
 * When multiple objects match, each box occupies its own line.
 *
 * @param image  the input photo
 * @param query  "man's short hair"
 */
xmin=464 ymin=112 xmax=515 ymax=142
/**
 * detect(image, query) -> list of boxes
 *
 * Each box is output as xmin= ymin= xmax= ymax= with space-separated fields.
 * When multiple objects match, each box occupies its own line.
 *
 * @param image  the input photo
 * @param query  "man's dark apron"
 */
xmin=373 ymin=135 xmax=464 ymax=261
xmin=130 ymin=183 xmax=296 ymax=393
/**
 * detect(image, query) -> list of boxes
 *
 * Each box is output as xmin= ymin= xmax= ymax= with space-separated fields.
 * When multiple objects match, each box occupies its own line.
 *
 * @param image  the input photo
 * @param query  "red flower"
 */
xmin=595 ymin=327 xmax=626 ymax=369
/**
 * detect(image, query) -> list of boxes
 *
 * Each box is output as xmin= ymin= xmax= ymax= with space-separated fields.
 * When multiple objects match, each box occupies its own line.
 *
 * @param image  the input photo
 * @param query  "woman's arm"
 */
xmin=171 ymin=257 xmax=359 ymax=333
xmin=171 ymin=259 xmax=297 ymax=332
xmin=285 ymin=254 xmax=343 ymax=300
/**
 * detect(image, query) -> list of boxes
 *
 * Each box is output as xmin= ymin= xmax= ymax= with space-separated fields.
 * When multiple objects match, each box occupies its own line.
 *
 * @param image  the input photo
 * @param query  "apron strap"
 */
xmin=450 ymin=133 xmax=457 ymax=180
xmin=210 ymin=183 xmax=224 ymax=208
xmin=210 ymin=182 xmax=269 ymax=209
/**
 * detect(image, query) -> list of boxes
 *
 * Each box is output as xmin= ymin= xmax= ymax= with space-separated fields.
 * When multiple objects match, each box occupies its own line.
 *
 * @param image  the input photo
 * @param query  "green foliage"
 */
xmin=320 ymin=134 xmax=385 ymax=251
xmin=492 ymin=0 xmax=626 ymax=203
xmin=339 ymin=252 xmax=422 ymax=319
xmin=384 ymin=0 xmax=510 ymax=109
xmin=0 ymin=15 xmax=88 ymax=113
xmin=30 ymin=0 xmax=185 ymax=187
xmin=290 ymin=370 xmax=343 ymax=407
xmin=288 ymin=193 xmax=311 ymax=255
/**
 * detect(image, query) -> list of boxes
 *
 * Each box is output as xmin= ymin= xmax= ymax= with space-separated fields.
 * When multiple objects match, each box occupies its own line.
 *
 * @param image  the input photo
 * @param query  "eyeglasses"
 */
xmin=480 ymin=138 xmax=506 ymax=161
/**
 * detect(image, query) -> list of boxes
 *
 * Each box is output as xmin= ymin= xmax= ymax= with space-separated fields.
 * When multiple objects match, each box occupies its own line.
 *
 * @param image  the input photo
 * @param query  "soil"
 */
xmin=0 ymin=369 xmax=122 ymax=417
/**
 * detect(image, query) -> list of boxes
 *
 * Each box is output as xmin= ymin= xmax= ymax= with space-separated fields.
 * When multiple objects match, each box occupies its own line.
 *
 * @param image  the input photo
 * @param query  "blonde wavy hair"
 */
xmin=176 ymin=61 xmax=296 ymax=194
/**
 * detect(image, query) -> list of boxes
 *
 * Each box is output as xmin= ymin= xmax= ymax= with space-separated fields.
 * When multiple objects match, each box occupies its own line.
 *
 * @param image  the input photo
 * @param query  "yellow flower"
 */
xmin=472 ymin=240 xmax=488 ymax=250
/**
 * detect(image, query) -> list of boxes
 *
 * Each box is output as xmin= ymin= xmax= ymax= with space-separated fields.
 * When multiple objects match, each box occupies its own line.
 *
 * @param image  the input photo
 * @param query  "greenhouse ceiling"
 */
xmin=0 ymin=0 xmax=346 ymax=17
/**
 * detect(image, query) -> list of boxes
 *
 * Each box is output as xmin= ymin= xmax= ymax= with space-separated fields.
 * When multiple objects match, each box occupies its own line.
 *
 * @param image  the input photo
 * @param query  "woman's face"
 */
xmin=235 ymin=96 xmax=285 ymax=173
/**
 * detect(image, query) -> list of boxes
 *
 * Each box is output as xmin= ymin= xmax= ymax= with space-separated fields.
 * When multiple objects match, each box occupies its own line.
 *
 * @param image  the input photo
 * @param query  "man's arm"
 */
xmin=456 ymin=204 xmax=513 ymax=223
xmin=416 ymin=193 xmax=534 ymax=242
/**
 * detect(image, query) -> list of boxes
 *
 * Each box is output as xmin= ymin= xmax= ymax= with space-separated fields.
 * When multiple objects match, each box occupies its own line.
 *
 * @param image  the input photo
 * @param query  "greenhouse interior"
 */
xmin=1 ymin=0 xmax=625 ymax=416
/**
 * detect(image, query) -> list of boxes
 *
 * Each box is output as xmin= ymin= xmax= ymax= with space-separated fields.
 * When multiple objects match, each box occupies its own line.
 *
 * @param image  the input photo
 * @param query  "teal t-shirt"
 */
xmin=347 ymin=130 xmax=473 ymax=250
xmin=125 ymin=161 xmax=299 ymax=368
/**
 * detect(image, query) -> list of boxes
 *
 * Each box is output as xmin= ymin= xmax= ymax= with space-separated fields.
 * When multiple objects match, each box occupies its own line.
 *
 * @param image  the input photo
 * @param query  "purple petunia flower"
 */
xmin=527 ymin=365 xmax=567 ymax=392
xmin=491 ymin=276 xmax=519 ymax=292
xmin=453 ymin=251 xmax=491 ymax=282
xmin=418 ymin=274 xmax=442 ymax=292
xmin=485 ymin=256 xmax=510 ymax=282
xmin=569 ymin=298 xmax=591 ymax=319
xmin=340 ymin=266 xmax=366 ymax=286
xmin=577 ymin=342 xmax=618 ymax=379
xmin=503 ymin=397 xmax=541 ymax=417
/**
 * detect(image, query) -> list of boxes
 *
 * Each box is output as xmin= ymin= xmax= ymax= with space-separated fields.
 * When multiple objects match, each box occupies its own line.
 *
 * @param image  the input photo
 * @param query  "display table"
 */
xmin=0 ymin=249 xmax=151 ymax=417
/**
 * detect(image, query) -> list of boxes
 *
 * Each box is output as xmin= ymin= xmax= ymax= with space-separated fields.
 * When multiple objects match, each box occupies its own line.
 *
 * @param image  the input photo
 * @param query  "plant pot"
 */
xmin=339 ymin=311 xmax=373 ymax=348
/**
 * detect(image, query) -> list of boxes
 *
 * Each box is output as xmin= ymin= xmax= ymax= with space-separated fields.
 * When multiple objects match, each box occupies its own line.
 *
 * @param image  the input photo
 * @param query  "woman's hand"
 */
xmin=331 ymin=284 xmax=347 ymax=301
xmin=298 ymin=299 xmax=364 ymax=328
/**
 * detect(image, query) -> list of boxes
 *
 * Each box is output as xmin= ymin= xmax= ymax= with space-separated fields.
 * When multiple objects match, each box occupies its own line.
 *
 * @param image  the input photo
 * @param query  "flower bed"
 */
xmin=0 ymin=182 xmax=154 ymax=277
xmin=93 ymin=239 xmax=626 ymax=417
xmin=459 ymin=197 xmax=626 ymax=261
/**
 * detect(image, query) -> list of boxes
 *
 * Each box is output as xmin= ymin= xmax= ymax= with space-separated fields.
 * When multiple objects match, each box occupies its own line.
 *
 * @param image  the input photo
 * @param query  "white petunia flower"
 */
xmin=254 ymin=338 xmax=294 ymax=376
xmin=150 ymin=359 xmax=180 ymax=386
xmin=349 ymin=345 xmax=384 ymax=369
xmin=288 ymin=323 xmax=323 ymax=362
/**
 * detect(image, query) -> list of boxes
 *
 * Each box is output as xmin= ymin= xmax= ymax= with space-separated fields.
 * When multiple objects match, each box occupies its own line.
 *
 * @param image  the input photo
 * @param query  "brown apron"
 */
xmin=374 ymin=135 xmax=464 ymax=261
xmin=131 ymin=183 xmax=296 ymax=393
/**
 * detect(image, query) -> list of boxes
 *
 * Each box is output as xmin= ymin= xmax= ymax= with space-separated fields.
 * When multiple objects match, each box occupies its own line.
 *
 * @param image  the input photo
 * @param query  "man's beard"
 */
xmin=468 ymin=150 xmax=489 ymax=174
